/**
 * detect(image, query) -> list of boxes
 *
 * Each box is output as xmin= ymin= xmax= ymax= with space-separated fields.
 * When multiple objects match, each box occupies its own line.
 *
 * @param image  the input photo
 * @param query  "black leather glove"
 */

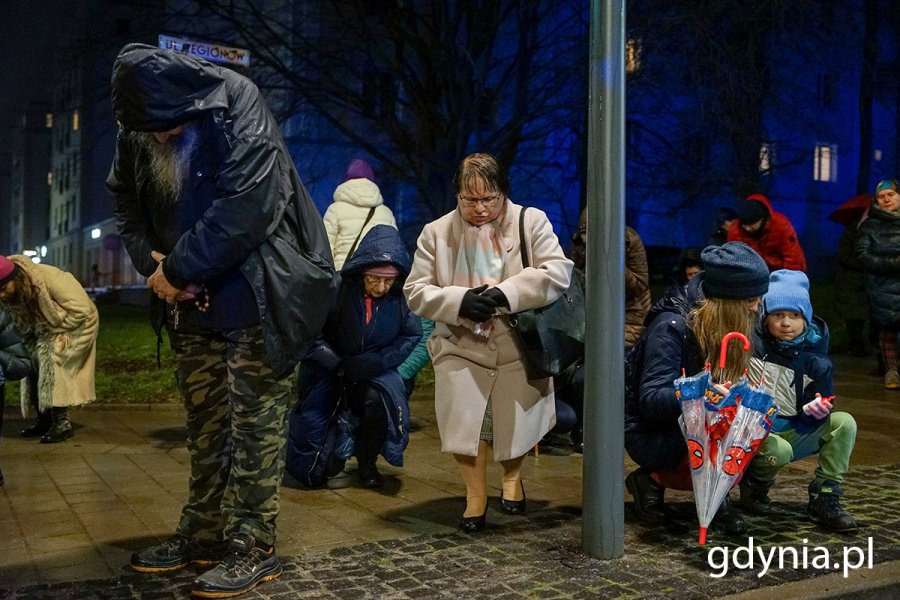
xmin=458 ymin=284 xmax=497 ymax=322
xmin=480 ymin=287 xmax=509 ymax=309
xmin=341 ymin=353 xmax=383 ymax=382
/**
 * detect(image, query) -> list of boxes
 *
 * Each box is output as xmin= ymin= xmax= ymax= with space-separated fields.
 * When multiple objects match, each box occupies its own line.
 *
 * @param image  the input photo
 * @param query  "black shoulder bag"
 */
xmin=506 ymin=208 xmax=586 ymax=380
xmin=345 ymin=207 xmax=377 ymax=263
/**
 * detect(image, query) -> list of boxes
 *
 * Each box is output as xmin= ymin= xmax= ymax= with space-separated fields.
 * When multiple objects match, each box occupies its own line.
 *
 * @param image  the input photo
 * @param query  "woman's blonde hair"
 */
xmin=3 ymin=268 xmax=53 ymax=336
xmin=689 ymin=296 xmax=758 ymax=383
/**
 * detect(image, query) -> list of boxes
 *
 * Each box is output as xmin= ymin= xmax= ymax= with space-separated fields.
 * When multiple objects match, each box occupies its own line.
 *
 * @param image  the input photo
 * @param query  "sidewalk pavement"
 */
xmin=1 ymin=352 xmax=898 ymax=598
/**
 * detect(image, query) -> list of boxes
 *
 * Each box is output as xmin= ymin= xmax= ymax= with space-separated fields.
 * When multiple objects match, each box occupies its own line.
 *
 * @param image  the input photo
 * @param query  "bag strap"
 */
xmin=345 ymin=207 xmax=377 ymax=262
xmin=518 ymin=207 xmax=530 ymax=269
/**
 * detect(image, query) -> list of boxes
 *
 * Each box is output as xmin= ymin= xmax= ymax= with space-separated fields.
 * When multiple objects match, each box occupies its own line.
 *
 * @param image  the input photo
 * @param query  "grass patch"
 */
xmin=94 ymin=303 xmax=180 ymax=404
xmin=76 ymin=277 xmax=842 ymax=406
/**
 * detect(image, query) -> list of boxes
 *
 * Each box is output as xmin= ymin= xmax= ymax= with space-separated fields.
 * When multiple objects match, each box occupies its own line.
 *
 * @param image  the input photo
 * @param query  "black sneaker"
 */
xmin=808 ymin=480 xmax=858 ymax=532
xmin=131 ymin=534 xmax=226 ymax=573
xmin=191 ymin=533 xmax=282 ymax=598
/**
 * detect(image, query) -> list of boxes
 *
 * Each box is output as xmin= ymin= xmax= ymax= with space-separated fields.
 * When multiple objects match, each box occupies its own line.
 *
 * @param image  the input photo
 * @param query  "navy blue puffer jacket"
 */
xmin=286 ymin=225 xmax=421 ymax=487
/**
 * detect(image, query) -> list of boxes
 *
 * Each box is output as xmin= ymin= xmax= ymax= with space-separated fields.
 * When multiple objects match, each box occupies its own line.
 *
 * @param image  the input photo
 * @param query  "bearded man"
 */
xmin=106 ymin=44 xmax=335 ymax=598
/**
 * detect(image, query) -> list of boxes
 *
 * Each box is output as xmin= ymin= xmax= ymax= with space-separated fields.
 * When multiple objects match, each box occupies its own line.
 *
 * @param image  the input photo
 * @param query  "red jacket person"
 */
xmin=727 ymin=194 xmax=807 ymax=272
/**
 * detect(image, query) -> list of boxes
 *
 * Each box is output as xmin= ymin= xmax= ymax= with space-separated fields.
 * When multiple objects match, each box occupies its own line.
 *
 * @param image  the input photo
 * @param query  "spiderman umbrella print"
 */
xmin=707 ymin=381 xmax=776 ymax=536
xmin=678 ymin=332 xmax=776 ymax=544
xmin=675 ymin=366 xmax=720 ymax=544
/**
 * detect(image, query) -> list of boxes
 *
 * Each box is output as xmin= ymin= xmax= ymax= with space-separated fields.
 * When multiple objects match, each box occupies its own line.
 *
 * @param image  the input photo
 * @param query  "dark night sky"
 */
xmin=0 ymin=1 xmax=72 ymax=151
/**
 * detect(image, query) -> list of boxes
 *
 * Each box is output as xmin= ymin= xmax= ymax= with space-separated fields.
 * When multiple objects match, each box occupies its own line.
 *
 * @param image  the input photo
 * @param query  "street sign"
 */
xmin=158 ymin=35 xmax=250 ymax=68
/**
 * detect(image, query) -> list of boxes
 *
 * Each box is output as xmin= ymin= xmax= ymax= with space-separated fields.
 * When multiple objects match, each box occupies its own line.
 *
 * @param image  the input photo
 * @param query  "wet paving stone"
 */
xmin=3 ymin=464 xmax=898 ymax=598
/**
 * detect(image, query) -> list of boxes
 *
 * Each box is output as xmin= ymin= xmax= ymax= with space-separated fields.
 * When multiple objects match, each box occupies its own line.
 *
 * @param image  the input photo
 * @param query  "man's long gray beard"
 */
xmin=129 ymin=122 xmax=200 ymax=204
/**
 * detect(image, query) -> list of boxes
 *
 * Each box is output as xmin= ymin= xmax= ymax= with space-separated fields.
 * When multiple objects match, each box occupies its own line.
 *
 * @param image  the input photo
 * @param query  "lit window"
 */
xmin=626 ymin=38 xmax=642 ymax=73
xmin=814 ymin=144 xmax=838 ymax=182
xmin=91 ymin=228 xmax=101 ymax=239
xmin=72 ymin=110 xmax=79 ymax=131
xmin=46 ymin=113 xmax=53 ymax=128
xmin=47 ymin=171 xmax=53 ymax=186
xmin=759 ymin=143 xmax=774 ymax=173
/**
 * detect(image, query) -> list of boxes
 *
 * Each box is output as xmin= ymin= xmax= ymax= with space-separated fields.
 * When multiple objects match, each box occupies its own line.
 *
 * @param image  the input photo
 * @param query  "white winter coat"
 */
xmin=403 ymin=201 xmax=572 ymax=460
xmin=324 ymin=178 xmax=397 ymax=269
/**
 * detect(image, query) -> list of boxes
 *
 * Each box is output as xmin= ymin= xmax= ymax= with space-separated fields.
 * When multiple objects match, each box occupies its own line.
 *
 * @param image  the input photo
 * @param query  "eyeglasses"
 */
xmin=363 ymin=275 xmax=397 ymax=288
xmin=457 ymin=193 xmax=503 ymax=209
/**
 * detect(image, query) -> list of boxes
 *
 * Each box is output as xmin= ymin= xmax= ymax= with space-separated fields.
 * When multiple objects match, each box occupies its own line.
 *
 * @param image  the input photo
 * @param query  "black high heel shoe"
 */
xmin=458 ymin=511 xmax=487 ymax=533
xmin=500 ymin=481 xmax=526 ymax=515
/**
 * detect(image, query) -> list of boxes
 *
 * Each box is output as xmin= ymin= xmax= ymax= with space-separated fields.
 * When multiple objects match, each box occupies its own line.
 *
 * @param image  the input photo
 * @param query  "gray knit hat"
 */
xmin=700 ymin=242 xmax=769 ymax=300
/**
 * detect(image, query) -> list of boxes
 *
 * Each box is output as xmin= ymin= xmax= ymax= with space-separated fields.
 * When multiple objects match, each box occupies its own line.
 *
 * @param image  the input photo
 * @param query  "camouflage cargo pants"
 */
xmin=170 ymin=325 xmax=292 ymax=547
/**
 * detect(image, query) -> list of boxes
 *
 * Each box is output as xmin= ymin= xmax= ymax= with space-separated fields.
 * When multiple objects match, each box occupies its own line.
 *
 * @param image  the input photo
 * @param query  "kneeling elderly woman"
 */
xmin=288 ymin=225 xmax=421 ymax=489
xmin=403 ymin=153 xmax=572 ymax=532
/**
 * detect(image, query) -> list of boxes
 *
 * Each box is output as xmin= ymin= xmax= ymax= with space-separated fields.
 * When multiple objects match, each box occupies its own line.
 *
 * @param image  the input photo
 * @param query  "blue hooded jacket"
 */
xmin=286 ymin=225 xmax=421 ymax=487
xmin=754 ymin=314 xmax=833 ymax=434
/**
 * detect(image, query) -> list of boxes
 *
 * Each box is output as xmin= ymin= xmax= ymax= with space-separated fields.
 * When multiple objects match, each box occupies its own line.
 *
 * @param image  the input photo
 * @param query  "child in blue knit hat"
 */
xmin=742 ymin=269 xmax=859 ymax=531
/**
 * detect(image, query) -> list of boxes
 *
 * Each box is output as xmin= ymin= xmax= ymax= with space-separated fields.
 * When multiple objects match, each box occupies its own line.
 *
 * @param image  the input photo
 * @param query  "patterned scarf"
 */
xmin=452 ymin=211 xmax=509 ymax=333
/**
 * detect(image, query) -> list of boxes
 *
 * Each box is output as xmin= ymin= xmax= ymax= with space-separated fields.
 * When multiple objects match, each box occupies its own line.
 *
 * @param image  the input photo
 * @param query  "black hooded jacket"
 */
xmin=106 ymin=44 xmax=336 ymax=376
xmin=856 ymin=204 xmax=900 ymax=327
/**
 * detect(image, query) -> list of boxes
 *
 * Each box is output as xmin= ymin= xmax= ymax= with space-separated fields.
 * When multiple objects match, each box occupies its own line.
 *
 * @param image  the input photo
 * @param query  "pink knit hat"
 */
xmin=0 ymin=256 xmax=17 ymax=287
xmin=364 ymin=264 xmax=400 ymax=278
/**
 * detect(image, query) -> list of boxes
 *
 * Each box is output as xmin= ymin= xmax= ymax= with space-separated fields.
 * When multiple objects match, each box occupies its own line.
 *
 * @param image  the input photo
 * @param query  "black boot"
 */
xmin=41 ymin=407 xmax=73 ymax=443
xmin=808 ymin=480 xmax=858 ymax=532
xmin=355 ymin=417 xmax=385 ymax=488
xmin=357 ymin=461 xmax=384 ymax=489
xmin=21 ymin=411 xmax=52 ymax=438
xmin=625 ymin=468 xmax=667 ymax=524
xmin=710 ymin=496 xmax=746 ymax=535
xmin=354 ymin=388 xmax=387 ymax=489
xmin=739 ymin=474 xmax=773 ymax=515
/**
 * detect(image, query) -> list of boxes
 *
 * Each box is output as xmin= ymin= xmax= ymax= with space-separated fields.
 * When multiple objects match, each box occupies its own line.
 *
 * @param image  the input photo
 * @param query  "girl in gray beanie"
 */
xmin=624 ymin=242 xmax=768 ymax=534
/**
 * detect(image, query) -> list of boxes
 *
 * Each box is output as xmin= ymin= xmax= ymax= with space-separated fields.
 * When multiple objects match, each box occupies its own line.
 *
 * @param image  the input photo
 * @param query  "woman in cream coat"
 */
xmin=403 ymin=153 xmax=572 ymax=532
xmin=0 ymin=255 xmax=98 ymax=443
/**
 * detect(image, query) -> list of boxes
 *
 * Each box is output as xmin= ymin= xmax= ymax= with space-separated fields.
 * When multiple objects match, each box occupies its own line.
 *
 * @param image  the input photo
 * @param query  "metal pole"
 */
xmin=582 ymin=0 xmax=625 ymax=558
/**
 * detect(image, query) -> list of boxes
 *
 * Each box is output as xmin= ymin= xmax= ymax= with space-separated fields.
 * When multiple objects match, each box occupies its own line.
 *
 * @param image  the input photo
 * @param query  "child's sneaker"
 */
xmin=807 ymin=480 xmax=858 ymax=532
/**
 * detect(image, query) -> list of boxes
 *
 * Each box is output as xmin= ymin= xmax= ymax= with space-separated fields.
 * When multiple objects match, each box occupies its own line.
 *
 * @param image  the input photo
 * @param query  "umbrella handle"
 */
xmin=699 ymin=526 xmax=708 ymax=545
xmin=718 ymin=332 xmax=750 ymax=371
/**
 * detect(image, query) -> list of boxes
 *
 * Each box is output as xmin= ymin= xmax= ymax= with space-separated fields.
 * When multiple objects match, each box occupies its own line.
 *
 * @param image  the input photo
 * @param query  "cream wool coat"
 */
xmin=324 ymin=178 xmax=397 ymax=269
xmin=9 ymin=257 xmax=98 ymax=413
xmin=403 ymin=201 xmax=573 ymax=460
